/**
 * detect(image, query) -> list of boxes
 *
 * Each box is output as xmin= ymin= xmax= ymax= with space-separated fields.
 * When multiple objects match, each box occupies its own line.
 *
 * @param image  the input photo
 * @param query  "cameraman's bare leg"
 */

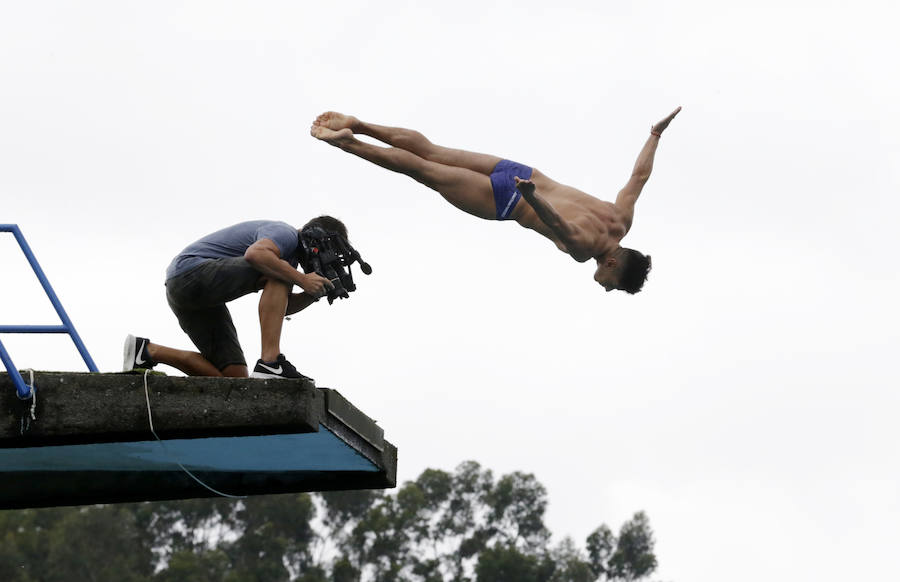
xmin=258 ymin=278 xmax=290 ymax=362
xmin=221 ymin=364 xmax=249 ymax=377
xmin=311 ymin=125 xmax=497 ymax=219
xmin=313 ymin=112 xmax=502 ymax=175
xmin=145 ymin=342 xmax=232 ymax=377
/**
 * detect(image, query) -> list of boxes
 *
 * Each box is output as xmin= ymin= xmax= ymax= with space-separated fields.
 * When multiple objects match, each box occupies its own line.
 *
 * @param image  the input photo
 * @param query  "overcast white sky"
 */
xmin=2 ymin=1 xmax=899 ymax=580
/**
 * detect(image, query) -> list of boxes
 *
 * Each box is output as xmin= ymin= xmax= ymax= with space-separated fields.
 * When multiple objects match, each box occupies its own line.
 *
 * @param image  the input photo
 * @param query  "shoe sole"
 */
xmin=123 ymin=334 xmax=137 ymax=371
xmin=250 ymin=371 xmax=313 ymax=382
xmin=250 ymin=371 xmax=294 ymax=380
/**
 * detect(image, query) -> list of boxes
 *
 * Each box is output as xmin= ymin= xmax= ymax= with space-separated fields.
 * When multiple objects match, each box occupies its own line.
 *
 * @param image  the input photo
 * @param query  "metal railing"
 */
xmin=1 ymin=224 xmax=98 ymax=398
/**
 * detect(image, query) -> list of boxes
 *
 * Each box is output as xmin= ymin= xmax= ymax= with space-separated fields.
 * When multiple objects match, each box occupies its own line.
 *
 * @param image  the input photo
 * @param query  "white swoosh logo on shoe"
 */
xmin=257 ymin=363 xmax=283 ymax=374
xmin=135 ymin=340 xmax=148 ymax=365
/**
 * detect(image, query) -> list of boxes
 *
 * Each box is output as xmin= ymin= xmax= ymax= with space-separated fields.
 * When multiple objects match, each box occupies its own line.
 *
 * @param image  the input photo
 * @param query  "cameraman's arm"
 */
xmin=244 ymin=238 xmax=333 ymax=296
xmin=286 ymin=292 xmax=317 ymax=315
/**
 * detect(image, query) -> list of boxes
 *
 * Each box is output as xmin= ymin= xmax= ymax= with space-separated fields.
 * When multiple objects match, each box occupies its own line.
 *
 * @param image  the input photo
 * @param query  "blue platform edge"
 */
xmin=0 ymin=427 xmax=378 ymax=473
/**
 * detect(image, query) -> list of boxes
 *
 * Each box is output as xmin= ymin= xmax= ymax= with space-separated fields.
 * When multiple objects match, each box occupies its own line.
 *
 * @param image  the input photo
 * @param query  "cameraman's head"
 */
xmin=301 ymin=215 xmax=348 ymax=239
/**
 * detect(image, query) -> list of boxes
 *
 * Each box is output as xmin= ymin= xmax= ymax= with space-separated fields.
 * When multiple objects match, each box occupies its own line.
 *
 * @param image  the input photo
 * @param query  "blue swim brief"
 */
xmin=490 ymin=159 xmax=534 ymax=220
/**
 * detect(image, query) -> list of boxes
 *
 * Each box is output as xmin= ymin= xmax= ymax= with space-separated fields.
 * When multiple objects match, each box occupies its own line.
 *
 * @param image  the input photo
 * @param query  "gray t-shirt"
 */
xmin=166 ymin=220 xmax=300 ymax=280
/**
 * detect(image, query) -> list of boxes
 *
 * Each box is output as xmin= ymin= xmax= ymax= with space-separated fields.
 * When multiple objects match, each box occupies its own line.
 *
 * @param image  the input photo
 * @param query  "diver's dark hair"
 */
xmin=301 ymin=215 xmax=348 ymax=239
xmin=619 ymin=248 xmax=652 ymax=294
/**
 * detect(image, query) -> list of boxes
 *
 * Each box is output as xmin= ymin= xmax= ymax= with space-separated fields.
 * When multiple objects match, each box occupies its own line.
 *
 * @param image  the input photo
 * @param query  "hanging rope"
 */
xmin=19 ymin=368 xmax=37 ymax=435
xmin=142 ymin=370 xmax=246 ymax=499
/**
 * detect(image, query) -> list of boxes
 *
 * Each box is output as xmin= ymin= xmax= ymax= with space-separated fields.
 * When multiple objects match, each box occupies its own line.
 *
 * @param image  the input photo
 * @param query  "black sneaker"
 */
xmin=123 ymin=334 xmax=156 ymax=371
xmin=251 ymin=354 xmax=314 ymax=382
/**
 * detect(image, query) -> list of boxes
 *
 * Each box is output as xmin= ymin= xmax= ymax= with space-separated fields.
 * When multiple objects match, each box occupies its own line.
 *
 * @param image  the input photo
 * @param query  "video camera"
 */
xmin=298 ymin=226 xmax=372 ymax=304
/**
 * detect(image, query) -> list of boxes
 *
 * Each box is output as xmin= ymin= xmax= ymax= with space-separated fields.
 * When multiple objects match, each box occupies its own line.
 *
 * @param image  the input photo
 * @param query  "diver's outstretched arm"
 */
xmin=615 ymin=106 xmax=681 ymax=228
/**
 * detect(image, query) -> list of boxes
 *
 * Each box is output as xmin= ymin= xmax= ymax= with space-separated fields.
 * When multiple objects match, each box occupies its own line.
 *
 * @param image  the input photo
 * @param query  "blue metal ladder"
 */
xmin=1 ymin=224 xmax=98 ymax=399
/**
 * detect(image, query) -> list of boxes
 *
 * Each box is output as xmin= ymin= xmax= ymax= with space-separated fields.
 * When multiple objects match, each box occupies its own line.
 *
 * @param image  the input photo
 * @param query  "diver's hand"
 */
xmin=651 ymin=106 xmax=681 ymax=136
xmin=514 ymin=176 xmax=536 ymax=198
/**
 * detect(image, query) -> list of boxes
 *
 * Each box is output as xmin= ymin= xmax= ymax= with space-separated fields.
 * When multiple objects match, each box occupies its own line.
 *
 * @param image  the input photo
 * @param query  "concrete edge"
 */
xmin=319 ymin=388 xmax=397 ymax=488
xmin=1 ymin=372 xmax=321 ymax=446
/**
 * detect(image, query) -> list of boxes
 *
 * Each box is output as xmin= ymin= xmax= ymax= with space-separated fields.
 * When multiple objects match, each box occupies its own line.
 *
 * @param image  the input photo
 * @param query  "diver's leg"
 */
xmin=313 ymin=112 xmax=503 ymax=175
xmin=312 ymin=125 xmax=497 ymax=219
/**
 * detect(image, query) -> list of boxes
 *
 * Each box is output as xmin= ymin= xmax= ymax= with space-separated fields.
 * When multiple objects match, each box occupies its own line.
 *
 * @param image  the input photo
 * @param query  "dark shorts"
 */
xmin=490 ymin=159 xmax=534 ymax=220
xmin=165 ymin=257 xmax=263 ymax=371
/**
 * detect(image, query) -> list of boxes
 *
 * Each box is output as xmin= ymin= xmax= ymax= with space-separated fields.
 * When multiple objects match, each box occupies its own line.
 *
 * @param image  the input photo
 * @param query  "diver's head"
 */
xmin=594 ymin=247 xmax=651 ymax=294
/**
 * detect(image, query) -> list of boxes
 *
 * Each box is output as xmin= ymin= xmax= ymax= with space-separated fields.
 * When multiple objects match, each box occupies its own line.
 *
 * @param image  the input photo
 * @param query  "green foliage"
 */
xmin=484 ymin=472 xmax=550 ymax=551
xmin=227 ymin=494 xmax=317 ymax=581
xmin=587 ymin=524 xmax=616 ymax=578
xmin=475 ymin=545 xmax=554 ymax=582
xmin=606 ymin=512 xmax=657 ymax=581
xmin=547 ymin=538 xmax=596 ymax=582
xmin=0 ymin=463 xmax=659 ymax=582
xmin=586 ymin=513 xmax=657 ymax=581
xmin=154 ymin=549 xmax=230 ymax=582
xmin=0 ymin=505 xmax=154 ymax=582
xmin=330 ymin=558 xmax=359 ymax=582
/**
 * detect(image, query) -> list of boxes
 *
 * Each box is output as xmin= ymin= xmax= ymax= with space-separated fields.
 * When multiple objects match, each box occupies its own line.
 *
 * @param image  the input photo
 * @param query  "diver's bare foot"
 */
xmin=310 ymin=125 xmax=354 ymax=146
xmin=313 ymin=111 xmax=359 ymax=131
xmin=651 ymin=106 xmax=681 ymax=136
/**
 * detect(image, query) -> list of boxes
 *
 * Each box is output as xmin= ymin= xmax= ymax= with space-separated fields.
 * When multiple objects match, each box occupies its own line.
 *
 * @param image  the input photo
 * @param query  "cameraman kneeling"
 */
xmin=124 ymin=216 xmax=351 ymax=382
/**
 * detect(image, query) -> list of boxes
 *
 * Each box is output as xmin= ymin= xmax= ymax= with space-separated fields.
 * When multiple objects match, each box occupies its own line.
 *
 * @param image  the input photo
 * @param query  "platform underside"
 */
xmin=0 ymin=372 xmax=396 ymax=509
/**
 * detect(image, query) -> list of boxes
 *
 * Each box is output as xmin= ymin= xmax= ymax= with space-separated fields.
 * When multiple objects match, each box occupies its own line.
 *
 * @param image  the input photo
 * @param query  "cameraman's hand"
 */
xmin=300 ymin=272 xmax=334 ymax=297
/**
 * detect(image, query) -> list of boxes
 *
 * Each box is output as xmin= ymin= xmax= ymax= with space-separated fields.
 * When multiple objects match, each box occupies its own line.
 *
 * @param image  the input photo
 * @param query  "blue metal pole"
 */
xmin=0 ymin=325 xmax=70 ymax=333
xmin=0 ymin=338 xmax=31 ymax=399
xmin=0 ymin=224 xmax=98 ymax=372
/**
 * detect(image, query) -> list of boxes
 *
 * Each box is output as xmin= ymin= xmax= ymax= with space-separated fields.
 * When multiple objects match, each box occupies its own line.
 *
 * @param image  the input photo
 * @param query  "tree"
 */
xmin=587 ymin=512 xmax=657 ymax=581
xmin=317 ymin=461 xmax=554 ymax=581
xmin=0 ymin=505 xmax=154 ymax=582
xmin=546 ymin=538 xmax=595 ymax=582
xmin=484 ymin=471 xmax=551 ymax=552
xmin=475 ymin=545 xmax=554 ymax=582
xmin=0 ymin=461 xmax=660 ymax=582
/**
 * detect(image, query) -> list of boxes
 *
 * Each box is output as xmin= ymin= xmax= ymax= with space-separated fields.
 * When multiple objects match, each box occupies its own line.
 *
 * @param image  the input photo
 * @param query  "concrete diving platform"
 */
xmin=0 ymin=372 xmax=397 ymax=509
